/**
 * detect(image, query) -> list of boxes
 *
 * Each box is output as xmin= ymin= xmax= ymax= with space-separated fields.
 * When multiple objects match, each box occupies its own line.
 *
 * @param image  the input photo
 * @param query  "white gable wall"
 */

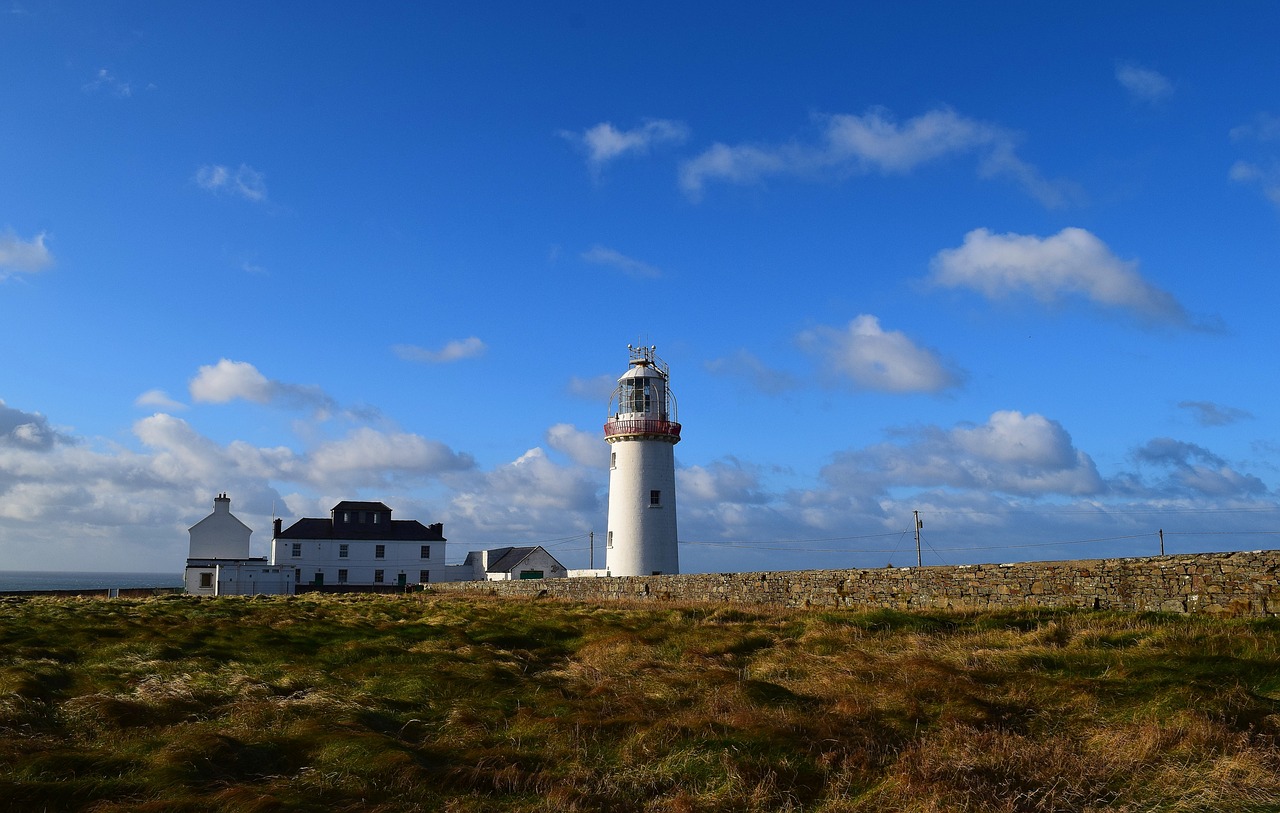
xmin=188 ymin=495 xmax=252 ymax=559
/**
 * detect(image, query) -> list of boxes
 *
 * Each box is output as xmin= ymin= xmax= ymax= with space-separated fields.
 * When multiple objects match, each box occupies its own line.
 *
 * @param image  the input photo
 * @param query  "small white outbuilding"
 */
xmin=184 ymin=494 xmax=295 ymax=596
xmin=463 ymin=546 xmax=568 ymax=581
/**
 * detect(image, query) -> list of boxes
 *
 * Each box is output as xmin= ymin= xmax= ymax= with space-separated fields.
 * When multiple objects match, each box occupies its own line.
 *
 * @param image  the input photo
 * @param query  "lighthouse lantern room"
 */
xmin=604 ymin=344 xmax=681 ymax=576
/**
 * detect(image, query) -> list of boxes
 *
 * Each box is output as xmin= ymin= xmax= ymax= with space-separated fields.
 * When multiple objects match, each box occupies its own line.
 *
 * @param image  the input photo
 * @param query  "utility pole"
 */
xmin=589 ymin=531 xmax=594 ymax=569
xmin=1159 ymin=528 xmax=1164 ymax=556
xmin=914 ymin=510 xmax=923 ymax=567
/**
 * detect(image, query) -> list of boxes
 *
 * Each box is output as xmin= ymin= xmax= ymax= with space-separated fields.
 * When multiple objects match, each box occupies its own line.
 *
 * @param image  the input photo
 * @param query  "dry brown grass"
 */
xmin=1 ymin=595 xmax=1279 ymax=811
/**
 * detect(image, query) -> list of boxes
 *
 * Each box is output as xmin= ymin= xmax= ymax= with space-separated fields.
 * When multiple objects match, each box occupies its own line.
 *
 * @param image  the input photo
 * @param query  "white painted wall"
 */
xmin=270 ymin=537 xmax=445 ymax=586
xmin=483 ymin=547 xmax=569 ymax=580
xmin=188 ymin=495 xmax=251 ymax=559
xmin=606 ymin=436 xmax=679 ymax=576
xmin=183 ymin=561 xmax=294 ymax=596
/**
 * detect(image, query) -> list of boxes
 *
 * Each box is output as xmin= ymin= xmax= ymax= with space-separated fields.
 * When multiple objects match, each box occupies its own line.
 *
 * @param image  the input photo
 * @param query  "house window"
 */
xmin=337 ymin=569 xmax=348 ymax=584
xmin=291 ymin=543 xmax=302 ymax=557
xmin=199 ymin=572 xmax=213 ymax=589
xmin=374 ymin=569 xmax=384 ymax=584
xmin=607 ymin=530 xmax=613 ymax=549
xmin=339 ymin=544 xmax=348 ymax=558
xmin=650 ymin=490 xmax=661 ymax=507
xmin=419 ymin=570 xmax=430 ymax=583
xmin=375 ymin=544 xmax=385 ymax=559
xmin=420 ymin=545 xmax=430 ymax=559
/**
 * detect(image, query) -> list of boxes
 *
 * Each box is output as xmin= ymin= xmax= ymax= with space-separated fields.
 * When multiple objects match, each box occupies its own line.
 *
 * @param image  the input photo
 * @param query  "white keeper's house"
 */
xmin=270 ymin=500 xmax=447 ymax=589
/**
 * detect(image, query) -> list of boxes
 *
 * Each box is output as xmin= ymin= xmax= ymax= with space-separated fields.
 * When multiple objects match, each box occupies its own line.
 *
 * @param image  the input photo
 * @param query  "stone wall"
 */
xmin=429 ymin=549 xmax=1280 ymax=616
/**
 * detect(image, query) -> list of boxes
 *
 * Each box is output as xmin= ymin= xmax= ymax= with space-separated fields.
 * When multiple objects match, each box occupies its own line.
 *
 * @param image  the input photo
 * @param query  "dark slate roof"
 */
xmin=276 ymin=517 xmax=445 ymax=541
xmin=484 ymin=546 xmax=537 ymax=573
xmin=332 ymin=501 xmax=392 ymax=513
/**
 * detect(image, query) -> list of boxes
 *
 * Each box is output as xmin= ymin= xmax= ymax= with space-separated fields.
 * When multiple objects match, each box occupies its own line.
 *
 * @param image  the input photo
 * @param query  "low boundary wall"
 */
xmin=430 ymin=550 xmax=1280 ymax=616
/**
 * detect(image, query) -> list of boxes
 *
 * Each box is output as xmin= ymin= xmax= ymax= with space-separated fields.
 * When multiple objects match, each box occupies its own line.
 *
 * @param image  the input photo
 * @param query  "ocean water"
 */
xmin=0 ymin=571 xmax=184 ymax=592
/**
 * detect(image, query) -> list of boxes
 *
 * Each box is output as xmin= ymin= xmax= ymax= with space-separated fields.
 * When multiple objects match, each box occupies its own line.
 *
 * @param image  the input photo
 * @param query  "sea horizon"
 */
xmin=0 ymin=570 xmax=184 ymax=593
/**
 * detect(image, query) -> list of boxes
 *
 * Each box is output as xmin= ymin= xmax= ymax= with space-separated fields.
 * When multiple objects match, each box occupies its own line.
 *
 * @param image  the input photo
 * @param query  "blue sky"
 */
xmin=3 ymin=2 xmax=1279 ymax=573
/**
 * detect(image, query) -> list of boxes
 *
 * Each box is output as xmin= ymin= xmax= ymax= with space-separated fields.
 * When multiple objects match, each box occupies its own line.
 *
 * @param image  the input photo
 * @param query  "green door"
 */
xmin=519 ymin=570 xmax=544 ymax=580
xmin=314 ymin=572 xmax=324 ymax=586
xmin=397 ymin=573 xmax=407 ymax=588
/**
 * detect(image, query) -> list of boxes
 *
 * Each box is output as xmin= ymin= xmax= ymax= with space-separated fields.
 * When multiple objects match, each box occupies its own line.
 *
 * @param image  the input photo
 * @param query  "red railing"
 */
xmin=604 ymin=418 xmax=682 ymax=439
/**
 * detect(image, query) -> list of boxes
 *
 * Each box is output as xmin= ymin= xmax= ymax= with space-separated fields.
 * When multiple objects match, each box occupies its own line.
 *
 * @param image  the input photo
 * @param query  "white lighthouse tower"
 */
xmin=604 ymin=344 xmax=681 ymax=576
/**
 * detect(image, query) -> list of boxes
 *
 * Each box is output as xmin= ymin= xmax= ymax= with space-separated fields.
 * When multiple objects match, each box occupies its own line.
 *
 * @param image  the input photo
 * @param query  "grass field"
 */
xmin=2 ymin=593 xmax=1279 ymax=812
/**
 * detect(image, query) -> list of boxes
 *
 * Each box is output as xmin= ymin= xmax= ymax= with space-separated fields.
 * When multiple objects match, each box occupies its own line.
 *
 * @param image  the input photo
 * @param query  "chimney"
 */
xmin=214 ymin=493 xmax=231 ymax=513
xmin=273 ymin=517 xmax=282 ymax=537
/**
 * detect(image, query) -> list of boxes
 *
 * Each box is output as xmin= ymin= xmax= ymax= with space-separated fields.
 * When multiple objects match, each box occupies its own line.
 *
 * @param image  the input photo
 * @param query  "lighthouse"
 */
xmin=604 ymin=344 xmax=681 ymax=576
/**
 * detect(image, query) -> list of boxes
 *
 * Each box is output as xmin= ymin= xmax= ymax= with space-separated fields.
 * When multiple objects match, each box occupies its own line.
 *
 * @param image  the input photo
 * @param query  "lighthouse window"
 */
xmin=650 ymin=490 xmax=661 ymax=507
xmin=610 ymin=451 xmax=616 ymax=469
xmin=623 ymin=379 xmax=651 ymax=413
xmin=607 ymin=531 xmax=613 ymax=549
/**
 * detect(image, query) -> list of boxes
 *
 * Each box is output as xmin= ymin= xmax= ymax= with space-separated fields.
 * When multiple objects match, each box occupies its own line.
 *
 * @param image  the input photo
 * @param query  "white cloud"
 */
xmin=929 ymin=227 xmax=1195 ymax=327
xmin=1177 ymin=400 xmax=1253 ymax=427
xmin=680 ymin=107 xmax=1072 ymax=206
xmin=1130 ymin=438 xmax=1267 ymax=497
xmin=546 ymin=423 xmax=605 ymax=468
xmin=679 ymin=458 xmax=767 ymax=505
xmin=0 ymin=230 xmax=53 ymax=277
xmin=187 ymin=359 xmax=349 ymax=417
xmin=823 ymin=410 xmax=1104 ymax=497
xmin=446 ymin=447 xmax=602 ymax=535
xmin=135 ymin=389 xmax=187 ymax=411
xmin=1229 ymin=116 xmax=1280 ymax=208
xmin=562 ymin=119 xmax=689 ymax=176
xmin=190 ymin=359 xmax=275 ymax=404
xmin=580 ymin=245 xmax=662 ymax=278
xmin=1115 ymin=62 xmax=1173 ymax=104
xmin=82 ymin=67 xmax=132 ymax=98
xmin=393 ymin=337 xmax=487 ymax=364
xmin=0 ymin=399 xmax=65 ymax=450
xmin=797 ymin=315 xmax=961 ymax=394
xmin=1229 ymin=113 xmax=1280 ymax=143
xmin=195 ymin=163 xmax=268 ymax=202
xmin=306 ymin=428 xmax=474 ymax=484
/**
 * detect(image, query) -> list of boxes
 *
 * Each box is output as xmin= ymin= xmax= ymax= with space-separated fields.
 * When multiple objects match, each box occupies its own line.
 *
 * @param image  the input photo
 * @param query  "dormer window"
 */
xmin=343 ymin=512 xmax=350 ymax=523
